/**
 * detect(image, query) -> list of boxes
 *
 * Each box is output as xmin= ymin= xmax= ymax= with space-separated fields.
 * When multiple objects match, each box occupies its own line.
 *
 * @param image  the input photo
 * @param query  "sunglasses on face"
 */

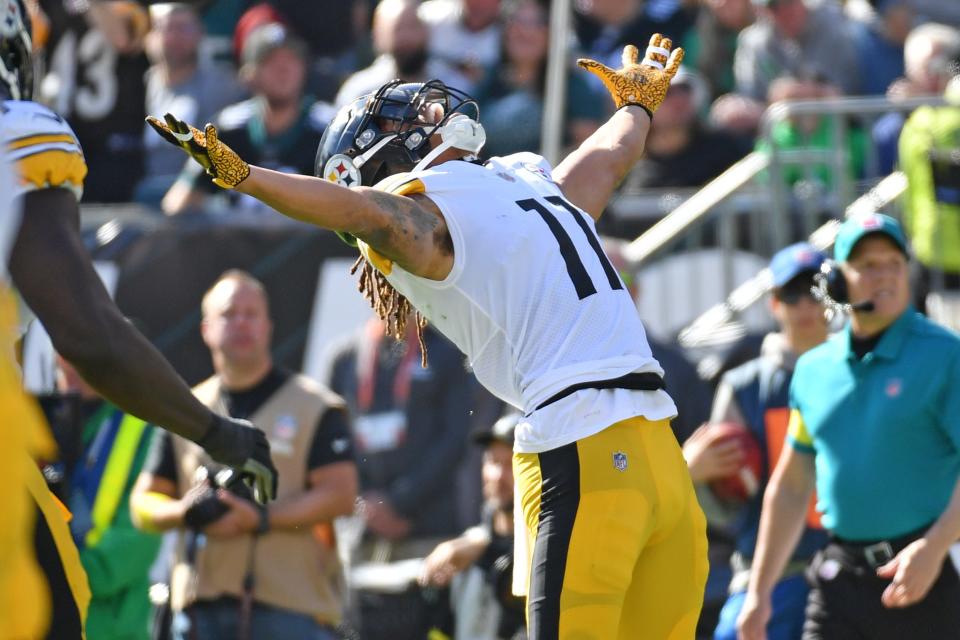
xmin=774 ymin=277 xmax=817 ymax=305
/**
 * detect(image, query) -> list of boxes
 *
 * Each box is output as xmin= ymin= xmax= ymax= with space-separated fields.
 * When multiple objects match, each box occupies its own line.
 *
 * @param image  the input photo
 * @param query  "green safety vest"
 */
xmin=900 ymin=103 xmax=960 ymax=272
xmin=84 ymin=410 xmax=148 ymax=548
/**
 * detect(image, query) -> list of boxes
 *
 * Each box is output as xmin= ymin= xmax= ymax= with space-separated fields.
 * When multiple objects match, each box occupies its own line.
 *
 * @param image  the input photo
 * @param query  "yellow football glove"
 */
xmin=146 ymin=113 xmax=250 ymax=189
xmin=578 ymin=33 xmax=684 ymax=117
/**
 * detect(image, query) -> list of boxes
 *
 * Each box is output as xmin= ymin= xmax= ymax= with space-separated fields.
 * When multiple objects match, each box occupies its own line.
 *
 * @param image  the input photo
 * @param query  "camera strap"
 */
xmin=238 ymin=536 xmax=259 ymax=640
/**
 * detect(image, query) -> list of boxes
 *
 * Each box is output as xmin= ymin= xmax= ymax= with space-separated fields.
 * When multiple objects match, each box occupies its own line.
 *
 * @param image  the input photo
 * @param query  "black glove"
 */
xmin=197 ymin=415 xmax=278 ymax=504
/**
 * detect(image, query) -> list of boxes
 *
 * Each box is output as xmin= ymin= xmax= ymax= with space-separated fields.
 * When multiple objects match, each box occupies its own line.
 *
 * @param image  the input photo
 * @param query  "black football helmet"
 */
xmin=0 ymin=0 xmax=33 ymax=100
xmin=316 ymin=79 xmax=484 ymax=188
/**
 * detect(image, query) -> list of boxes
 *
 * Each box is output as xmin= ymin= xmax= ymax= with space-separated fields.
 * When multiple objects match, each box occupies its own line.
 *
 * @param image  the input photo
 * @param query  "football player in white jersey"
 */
xmin=1 ymin=2 xmax=276 ymax=635
xmin=150 ymin=35 xmax=708 ymax=639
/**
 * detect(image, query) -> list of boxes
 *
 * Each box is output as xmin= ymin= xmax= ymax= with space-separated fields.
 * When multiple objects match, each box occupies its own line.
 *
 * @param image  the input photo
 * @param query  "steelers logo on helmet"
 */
xmin=324 ymin=154 xmax=362 ymax=187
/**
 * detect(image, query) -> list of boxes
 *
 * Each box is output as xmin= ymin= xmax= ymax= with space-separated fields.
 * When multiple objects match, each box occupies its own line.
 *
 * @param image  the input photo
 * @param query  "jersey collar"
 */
xmin=841 ymin=306 xmax=915 ymax=362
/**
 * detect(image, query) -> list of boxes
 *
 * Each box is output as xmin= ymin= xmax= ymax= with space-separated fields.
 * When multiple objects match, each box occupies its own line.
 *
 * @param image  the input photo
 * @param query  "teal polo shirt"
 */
xmin=787 ymin=308 xmax=960 ymax=541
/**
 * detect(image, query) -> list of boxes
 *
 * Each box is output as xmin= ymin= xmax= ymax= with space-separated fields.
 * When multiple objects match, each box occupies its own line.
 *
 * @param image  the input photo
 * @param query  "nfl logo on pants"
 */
xmin=613 ymin=451 xmax=628 ymax=472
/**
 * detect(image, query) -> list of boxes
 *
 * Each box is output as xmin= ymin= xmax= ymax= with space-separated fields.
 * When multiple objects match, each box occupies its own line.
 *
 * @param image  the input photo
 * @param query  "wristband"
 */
xmin=132 ymin=491 xmax=175 ymax=532
xmin=619 ymin=103 xmax=654 ymax=122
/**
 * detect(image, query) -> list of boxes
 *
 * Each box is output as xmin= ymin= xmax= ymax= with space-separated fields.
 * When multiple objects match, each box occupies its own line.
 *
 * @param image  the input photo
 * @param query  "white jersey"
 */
xmin=1 ymin=100 xmax=87 ymax=336
xmin=385 ymin=153 xmax=677 ymax=453
xmin=0 ymin=139 xmax=19 ymax=283
xmin=1 ymin=100 xmax=86 ymax=201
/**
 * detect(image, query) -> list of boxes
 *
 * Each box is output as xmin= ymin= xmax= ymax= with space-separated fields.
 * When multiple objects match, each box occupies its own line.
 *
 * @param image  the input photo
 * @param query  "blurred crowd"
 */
xmin=26 ymin=0 xmax=960 ymax=639
xmin=23 ymin=0 xmax=960 ymax=213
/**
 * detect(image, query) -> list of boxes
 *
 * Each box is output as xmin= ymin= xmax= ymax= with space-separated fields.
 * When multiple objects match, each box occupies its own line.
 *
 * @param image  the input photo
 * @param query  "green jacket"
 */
xmin=757 ymin=117 xmax=867 ymax=188
xmin=899 ymin=104 xmax=960 ymax=272
xmin=75 ymin=404 xmax=161 ymax=640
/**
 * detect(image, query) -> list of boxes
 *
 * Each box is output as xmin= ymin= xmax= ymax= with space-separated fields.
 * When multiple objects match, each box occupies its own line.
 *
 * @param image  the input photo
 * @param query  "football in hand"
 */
xmin=706 ymin=422 xmax=763 ymax=502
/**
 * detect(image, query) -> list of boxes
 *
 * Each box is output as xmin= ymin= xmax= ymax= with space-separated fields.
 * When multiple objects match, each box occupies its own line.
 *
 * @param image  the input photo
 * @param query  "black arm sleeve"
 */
xmin=307 ymin=406 xmax=355 ymax=470
xmin=141 ymin=429 xmax=179 ymax=484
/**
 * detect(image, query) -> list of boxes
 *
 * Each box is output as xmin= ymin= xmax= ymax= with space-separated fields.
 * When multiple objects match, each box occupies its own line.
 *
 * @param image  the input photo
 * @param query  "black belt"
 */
xmin=534 ymin=372 xmax=665 ymax=412
xmin=828 ymin=524 xmax=931 ymax=569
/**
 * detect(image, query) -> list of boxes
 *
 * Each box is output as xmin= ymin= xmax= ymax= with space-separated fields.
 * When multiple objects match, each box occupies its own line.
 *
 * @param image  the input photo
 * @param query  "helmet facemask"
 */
xmin=0 ymin=0 xmax=33 ymax=101
xmin=318 ymin=79 xmax=483 ymax=189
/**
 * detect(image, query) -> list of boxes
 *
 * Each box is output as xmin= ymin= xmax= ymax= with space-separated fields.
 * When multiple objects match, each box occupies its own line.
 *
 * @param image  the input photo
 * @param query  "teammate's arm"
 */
xmin=9 ymin=188 xmax=277 ymax=500
xmin=737 ymin=445 xmax=816 ymax=640
xmin=553 ymin=35 xmax=683 ymax=221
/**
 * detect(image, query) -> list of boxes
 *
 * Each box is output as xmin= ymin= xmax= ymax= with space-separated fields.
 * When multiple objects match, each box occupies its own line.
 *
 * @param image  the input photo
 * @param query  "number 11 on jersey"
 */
xmin=516 ymin=196 xmax=624 ymax=299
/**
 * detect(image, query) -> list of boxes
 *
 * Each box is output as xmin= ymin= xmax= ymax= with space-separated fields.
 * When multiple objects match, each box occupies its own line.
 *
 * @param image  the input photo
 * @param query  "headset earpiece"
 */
xmin=812 ymin=259 xmax=857 ymax=319
xmin=823 ymin=260 xmax=849 ymax=304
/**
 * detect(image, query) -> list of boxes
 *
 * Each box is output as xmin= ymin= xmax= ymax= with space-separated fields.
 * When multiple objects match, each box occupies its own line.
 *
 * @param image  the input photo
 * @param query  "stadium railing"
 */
xmin=611 ymin=94 xmax=944 ymax=346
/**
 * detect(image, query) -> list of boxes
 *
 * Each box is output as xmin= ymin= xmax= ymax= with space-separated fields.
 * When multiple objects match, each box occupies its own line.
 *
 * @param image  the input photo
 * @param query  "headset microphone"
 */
xmin=849 ymin=300 xmax=875 ymax=313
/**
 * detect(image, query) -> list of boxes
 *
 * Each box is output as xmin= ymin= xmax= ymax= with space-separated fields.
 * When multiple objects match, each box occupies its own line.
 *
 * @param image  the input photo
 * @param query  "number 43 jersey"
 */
xmin=385 ymin=153 xmax=677 ymax=453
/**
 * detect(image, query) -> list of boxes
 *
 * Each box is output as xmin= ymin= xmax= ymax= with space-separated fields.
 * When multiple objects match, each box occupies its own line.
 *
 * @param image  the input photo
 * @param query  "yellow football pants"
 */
xmin=515 ymin=416 xmax=708 ymax=640
xmin=0 ymin=286 xmax=89 ymax=639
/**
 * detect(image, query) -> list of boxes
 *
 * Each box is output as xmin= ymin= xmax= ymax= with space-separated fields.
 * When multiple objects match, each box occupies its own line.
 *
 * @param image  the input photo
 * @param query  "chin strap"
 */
xmin=353 ymin=133 xmax=399 ymax=170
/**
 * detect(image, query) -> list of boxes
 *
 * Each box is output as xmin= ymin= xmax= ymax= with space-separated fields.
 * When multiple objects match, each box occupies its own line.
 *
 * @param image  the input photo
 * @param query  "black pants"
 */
xmin=803 ymin=541 xmax=960 ymax=639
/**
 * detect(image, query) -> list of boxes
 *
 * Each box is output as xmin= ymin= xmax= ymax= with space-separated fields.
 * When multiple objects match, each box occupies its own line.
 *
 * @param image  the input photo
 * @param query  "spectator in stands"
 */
xmin=162 ymin=23 xmax=332 ymax=217
xmin=909 ymin=0 xmax=960 ymax=28
xmin=684 ymin=242 xmax=829 ymax=640
xmin=898 ymin=74 xmax=960 ymax=329
xmin=472 ymin=0 xmax=603 ymax=157
xmin=734 ymin=0 xmax=860 ymax=102
xmin=419 ymin=413 xmax=526 ymax=640
xmin=851 ymin=0 xmax=912 ymax=97
xmin=336 ymin=0 xmax=461 ymax=108
xmin=684 ymin=0 xmax=757 ymax=100
xmin=621 ymin=66 xmax=752 ymax=203
xmin=324 ymin=317 xmax=478 ymax=640
xmin=872 ymin=23 xmax=960 ymax=174
xmin=137 ymin=3 xmax=246 ymax=207
xmin=574 ymin=0 xmax=696 ymax=106
xmin=738 ymin=214 xmax=960 ymax=640
xmin=258 ymin=0 xmax=370 ymax=101
xmin=755 ymin=75 xmax=867 ymax=189
xmin=707 ymin=92 xmax=767 ymax=140
xmin=131 ymin=270 xmax=357 ymax=640
xmin=419 ymin=0 xmax=504 ymax=93
xmin=58 ymin=356 xmax=161 ymax=640
xmin=37 ymin=0 xmax=151 ymax=202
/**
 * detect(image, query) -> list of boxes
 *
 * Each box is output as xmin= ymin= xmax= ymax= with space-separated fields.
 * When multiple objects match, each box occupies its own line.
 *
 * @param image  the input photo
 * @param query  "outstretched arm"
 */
xmin=145 ymin=117 xmax=454 ymax=280
xmin=553 ymin=107 xmax=651 ymax=220
xmin=241 ymin=168 xmax=452 ymax=278
xmin=554 ymin=35 xmax=684 ymax=220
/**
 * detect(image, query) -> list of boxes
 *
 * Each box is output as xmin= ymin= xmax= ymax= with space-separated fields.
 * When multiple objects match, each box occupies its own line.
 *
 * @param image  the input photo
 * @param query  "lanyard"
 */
xmin=356 ymin=320 xmax=419 ymax=412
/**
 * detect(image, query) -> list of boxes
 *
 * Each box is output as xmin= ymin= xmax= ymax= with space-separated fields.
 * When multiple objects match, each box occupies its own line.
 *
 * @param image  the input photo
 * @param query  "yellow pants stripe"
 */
xmin=515 ymin=417 xmax=709 ymax=640
xmin=28 ymin=462 xmax=91 ymax=638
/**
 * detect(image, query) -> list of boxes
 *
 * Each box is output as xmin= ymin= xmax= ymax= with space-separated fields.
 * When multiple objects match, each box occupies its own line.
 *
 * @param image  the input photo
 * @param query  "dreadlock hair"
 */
xmin=351 ymin=255 xmax=429 ymax=367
